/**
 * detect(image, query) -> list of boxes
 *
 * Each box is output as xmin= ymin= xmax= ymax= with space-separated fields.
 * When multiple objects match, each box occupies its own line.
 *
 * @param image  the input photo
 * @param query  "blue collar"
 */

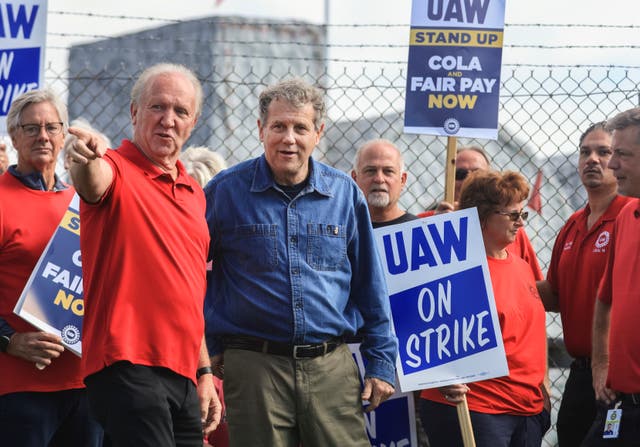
xmin=250 ymin=155 xmax=332 ymax=197
xmin=8 ymin=165 xmax=69 ymax=191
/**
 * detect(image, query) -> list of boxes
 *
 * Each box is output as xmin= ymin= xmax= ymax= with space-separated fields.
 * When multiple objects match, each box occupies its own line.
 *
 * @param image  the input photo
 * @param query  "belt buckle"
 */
xmin=293 ymin=344 xmax=310 ymax=359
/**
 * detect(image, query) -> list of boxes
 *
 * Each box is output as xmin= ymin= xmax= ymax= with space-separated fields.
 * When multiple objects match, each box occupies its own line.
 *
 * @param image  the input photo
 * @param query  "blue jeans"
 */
xmin=0 ymin=388 xmax=103 ymax=447
xmin=419 ymin=398 xmax=550 ymax=447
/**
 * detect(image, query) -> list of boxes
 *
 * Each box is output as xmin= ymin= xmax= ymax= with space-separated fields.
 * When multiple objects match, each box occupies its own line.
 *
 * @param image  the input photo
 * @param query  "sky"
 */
xmin=48 ymin=0 xmax=638 ymax=69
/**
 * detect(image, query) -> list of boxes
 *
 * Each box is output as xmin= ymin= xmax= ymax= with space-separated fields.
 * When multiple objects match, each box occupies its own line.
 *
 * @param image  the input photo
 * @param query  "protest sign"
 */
xmin=350 ymin=344 xmax=418 ymax=447
xmin=0 ymin=0 xmax=47 ymax=134
xmin=14 ymin=193 xmax=83 ymax=356
xmin=374 ymin=208 xmax=508 ymax=392
xmin=404 ymin=0 xmax=506 ymax=139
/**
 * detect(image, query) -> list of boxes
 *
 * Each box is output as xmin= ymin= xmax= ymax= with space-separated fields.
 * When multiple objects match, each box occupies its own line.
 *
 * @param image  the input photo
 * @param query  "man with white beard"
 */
xmin=351 ymin=139 xmax=417 ymax=228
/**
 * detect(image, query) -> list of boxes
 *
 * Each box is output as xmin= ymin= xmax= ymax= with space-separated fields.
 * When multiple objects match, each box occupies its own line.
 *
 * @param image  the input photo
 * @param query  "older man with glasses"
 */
xmin=0 ymin=89 xmax=103 ymax=446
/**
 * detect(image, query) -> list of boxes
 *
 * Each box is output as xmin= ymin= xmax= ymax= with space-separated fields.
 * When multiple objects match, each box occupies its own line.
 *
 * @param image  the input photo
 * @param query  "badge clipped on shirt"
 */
xmin=602 ymin=402 xmax=622 ymax=439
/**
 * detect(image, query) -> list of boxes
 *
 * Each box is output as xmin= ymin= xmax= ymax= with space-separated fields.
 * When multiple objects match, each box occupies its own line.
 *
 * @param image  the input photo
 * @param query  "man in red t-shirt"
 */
xmin=538 ymin=122 xmax=631 ymax=446
xmin=68 ymin=63 xmax=221 ymax=446
xmin=582 ymin=108 xmax=640 ymax=446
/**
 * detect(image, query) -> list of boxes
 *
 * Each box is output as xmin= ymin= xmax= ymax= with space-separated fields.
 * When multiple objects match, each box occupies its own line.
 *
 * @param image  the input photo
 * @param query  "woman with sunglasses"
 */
xmin=419 ymin=170 xmax=550 ymax=447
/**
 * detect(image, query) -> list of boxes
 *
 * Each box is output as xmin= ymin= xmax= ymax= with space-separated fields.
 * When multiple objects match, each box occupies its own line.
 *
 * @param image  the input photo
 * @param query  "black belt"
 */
xmin=621 ymin=393 xmax=640 ymax=406
xmin=223 ymin=335 xmax=343 ymax=359
xmin=571 ymin=357 xmax=591 ymax=370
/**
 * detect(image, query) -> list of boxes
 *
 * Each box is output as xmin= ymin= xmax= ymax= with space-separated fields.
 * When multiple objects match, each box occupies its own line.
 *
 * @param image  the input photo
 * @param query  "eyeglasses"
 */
xmin=495 ymin=210 xmax=529 ymax=222
xmin=19 ymin=122 xmax=64 ymax=137
xmin=455 ymin=168 xmax=479 ymax=181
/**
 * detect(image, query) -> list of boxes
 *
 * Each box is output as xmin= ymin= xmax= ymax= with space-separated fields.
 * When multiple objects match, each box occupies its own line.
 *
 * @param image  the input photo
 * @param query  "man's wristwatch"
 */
xmin=196 ymin=366 xmax=214 ymax=379
xmin=0 ymin=335 xmax=11 ymax=353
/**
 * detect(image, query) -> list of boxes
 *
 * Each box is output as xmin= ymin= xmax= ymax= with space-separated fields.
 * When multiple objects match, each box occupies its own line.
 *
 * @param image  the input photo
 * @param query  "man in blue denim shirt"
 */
xmin=204 ymin=78 xmax=398 ymax=447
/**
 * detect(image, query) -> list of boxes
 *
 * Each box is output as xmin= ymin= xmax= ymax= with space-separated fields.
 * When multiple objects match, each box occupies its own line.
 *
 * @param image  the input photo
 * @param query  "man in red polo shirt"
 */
xmin=68 ymin=63 xmax=221 ymax=446
xmin=582 ymin=108 xmax=640 ymax=446
xmin=537 ymin=122 xmax=632 ymax=446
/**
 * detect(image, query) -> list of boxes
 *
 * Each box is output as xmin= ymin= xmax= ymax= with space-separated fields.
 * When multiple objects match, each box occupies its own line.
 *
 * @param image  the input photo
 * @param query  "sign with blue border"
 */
xmin=14 ymin=193 xmax=83 ymax=356
xmin=374 ymin=208 xmax=508 ymax=392
xmin=404 ymin=0 xmax=506 ymax=139
xmin=0 ymin=0 xmax=48 ymax=134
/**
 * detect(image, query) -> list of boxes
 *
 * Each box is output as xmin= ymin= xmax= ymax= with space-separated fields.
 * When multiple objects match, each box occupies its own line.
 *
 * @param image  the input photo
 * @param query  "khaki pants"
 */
xmin=224 ymin=343 xmax=370 ymax=447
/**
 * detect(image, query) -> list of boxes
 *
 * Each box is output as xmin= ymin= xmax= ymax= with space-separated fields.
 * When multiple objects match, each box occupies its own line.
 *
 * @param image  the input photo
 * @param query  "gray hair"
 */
xmin=6 ymin=89 xmax=69 ymax=138
xmin=180 ymin=146 xmax=227 ymax=188
xmin=259 ymin=78 xmax=325 ymax=130
xmin=606 ymin=108 xmax=640 ymax=143
xmin=131 ymin=63 xmax=203 ymax=119
xmin=353 ymin=138 xmax=405 ymax=172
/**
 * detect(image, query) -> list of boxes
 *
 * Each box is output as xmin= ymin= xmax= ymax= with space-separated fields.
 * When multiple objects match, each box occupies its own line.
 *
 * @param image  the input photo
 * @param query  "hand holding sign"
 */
xmin=6 ymin=331 xmax=64 ymax=369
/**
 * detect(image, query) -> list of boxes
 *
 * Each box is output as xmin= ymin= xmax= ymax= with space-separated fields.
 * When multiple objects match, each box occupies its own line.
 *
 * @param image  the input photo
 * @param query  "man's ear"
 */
xmin=130 ymin=103 xmax=138 ymax=125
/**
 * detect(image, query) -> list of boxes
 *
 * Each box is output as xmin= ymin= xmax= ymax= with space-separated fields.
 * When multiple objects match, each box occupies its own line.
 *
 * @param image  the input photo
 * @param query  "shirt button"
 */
xmin=292 ymin=268 xmax=300 ymax=275
xmin=290 ymin=236 xmax=297 ymax=243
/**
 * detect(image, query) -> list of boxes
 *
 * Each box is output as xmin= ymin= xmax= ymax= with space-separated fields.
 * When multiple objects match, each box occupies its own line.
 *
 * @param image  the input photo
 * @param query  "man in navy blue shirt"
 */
xmin=204 ymin=78 xmax=398 ymax=447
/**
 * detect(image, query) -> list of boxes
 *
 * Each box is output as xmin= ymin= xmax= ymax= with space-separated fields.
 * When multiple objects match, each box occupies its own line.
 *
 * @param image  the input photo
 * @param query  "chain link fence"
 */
xmin=22 ymin=14 xmax=640 ymax=446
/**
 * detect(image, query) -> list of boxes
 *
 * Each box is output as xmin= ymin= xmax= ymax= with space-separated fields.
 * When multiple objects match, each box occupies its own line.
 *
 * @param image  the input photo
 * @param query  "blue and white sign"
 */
xmin=374 ymin=208 xmax=508 ymax=392
xmin=350 ymin=344 xmax=418 ymax=447
xmin=14 ymin=194 xmax=83 ymax=356
xmin=0 ymin=0 xmax=48 ymax=134
xmin=404 ymin=0 xmax=506 ymax=139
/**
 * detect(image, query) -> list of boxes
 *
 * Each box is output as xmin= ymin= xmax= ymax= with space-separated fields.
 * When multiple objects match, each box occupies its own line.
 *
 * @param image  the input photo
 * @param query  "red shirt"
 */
xmin=547 ymin=196 xmax=631 ymax=357
xmin=0 ymin=174 xmax=80 ymax=395
xmin=598 ymin=199 xmax=640 ymax=393
xmin=80 ymin=141 xmax=209 ymax=382
xmin=421 ymin=254 xmax=546 ymax=415
xmin=417 ymin=210 xmax=543 ymax=280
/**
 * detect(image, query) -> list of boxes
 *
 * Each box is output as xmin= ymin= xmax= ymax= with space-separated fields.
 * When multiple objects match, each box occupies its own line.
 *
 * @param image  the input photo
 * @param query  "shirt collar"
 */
xmin=250 ymin=154 xmax=332 ymax=197
xmin=8 ymin=165 xmax=69 ymax=191
xmin=118 ymin=140 xmax=194 ymax=190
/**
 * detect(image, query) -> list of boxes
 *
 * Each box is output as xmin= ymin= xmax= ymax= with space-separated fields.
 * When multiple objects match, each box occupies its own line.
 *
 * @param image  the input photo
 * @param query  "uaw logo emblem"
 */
xmin=594 ymin=231 xmax=610 ymax=250
xmin=61 ymin=324 xmax=81 ymax=345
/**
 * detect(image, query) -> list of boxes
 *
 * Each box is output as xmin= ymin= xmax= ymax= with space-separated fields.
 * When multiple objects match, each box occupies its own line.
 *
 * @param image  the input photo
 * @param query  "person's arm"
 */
xmin=536 ymin=280 xmax=560 ymax=312
xmin=67 ymin=127 xmax=113 ymax=203
xmin=0 ymin=318 xmax=15 ymax=337
xmin=197 ymin=336 xmax=222 ymax=436
xmin=592 ymin=299 xmax=617 ymax=404
xmin=350 ymin=194 xmax=397 ymax=409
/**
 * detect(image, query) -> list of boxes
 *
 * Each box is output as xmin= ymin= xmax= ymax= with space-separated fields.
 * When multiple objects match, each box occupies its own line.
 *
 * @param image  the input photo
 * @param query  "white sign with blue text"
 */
xmin=374 ymin=208 xmax=508 ymax=392
xmin=0 ymin=0 xmax=48 ymax=134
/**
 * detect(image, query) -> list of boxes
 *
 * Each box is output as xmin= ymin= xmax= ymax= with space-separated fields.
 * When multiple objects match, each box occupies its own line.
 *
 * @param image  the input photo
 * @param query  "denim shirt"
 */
xmin=204 ymin=155 xmax=398 ymax=384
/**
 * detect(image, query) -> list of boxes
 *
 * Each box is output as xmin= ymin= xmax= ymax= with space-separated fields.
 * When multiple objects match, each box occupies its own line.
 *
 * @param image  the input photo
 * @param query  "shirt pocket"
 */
xmin=233 ymin=224 xmax=278 ymax=271
xmin=306 ymin=223 xmax=347 ymax=271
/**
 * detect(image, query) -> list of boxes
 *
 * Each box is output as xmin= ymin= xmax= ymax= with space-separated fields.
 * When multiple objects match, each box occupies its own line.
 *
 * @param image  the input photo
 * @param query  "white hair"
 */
xmin=180 ymin=146 xmax=227 ymax=187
